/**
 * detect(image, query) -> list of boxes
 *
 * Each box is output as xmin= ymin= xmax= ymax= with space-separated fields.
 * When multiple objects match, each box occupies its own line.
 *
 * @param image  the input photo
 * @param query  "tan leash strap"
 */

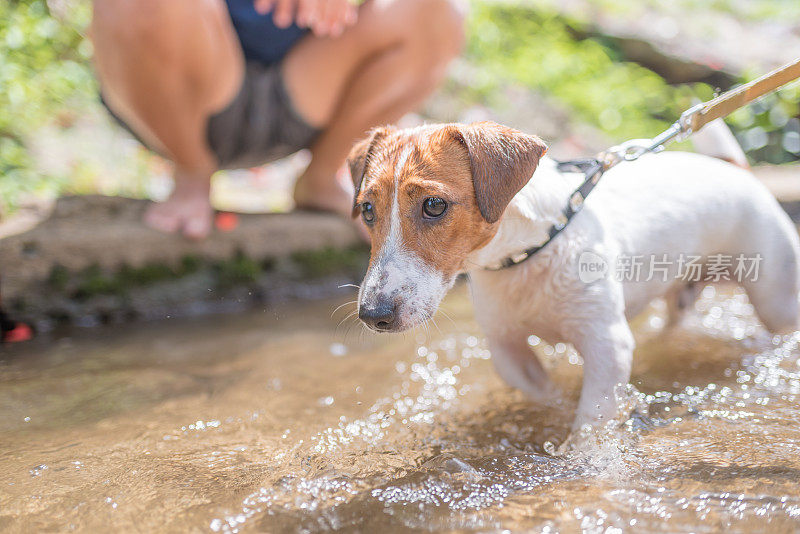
xmin=604 ymin=57 xmax=800 ymax=168
xmin=688 ymin=57 xmax=800 ymax=132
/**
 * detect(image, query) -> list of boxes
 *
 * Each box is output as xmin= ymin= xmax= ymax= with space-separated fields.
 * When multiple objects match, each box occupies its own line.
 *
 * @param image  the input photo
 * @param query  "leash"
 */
xmin=488 ymin=57 xmax=800 ymax=271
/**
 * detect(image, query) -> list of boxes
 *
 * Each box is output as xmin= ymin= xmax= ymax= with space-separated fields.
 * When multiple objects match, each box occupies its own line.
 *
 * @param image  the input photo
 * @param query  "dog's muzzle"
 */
xmin=357 ymin=248 xmax=453 ymax=333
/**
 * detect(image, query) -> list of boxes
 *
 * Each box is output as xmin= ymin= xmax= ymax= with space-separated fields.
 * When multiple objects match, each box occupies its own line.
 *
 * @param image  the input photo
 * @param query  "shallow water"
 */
xmin=2 ymin=284 xmax=800 ymax=533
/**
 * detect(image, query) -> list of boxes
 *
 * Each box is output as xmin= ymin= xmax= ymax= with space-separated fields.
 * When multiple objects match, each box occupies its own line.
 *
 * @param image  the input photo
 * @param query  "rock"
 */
xmin=0 ymin=195 xmax=366 ymax=330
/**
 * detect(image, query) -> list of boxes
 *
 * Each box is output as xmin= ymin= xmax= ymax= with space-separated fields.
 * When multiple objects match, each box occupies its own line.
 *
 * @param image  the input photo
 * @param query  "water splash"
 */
xmin=208 ymin=288 xmax=800 ymax=532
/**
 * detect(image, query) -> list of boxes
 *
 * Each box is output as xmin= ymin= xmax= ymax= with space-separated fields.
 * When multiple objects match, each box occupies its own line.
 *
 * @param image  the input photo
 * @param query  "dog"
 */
xmin=348 ymin=120 xmax=800 ymax=429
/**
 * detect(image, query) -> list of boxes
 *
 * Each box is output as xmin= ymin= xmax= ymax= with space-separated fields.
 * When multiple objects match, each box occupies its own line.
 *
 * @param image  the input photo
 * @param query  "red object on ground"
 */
xmin=3 ymin=323 xmax=33 ymax=343
xmin=215 ymin=212 xmax=239 ymax=232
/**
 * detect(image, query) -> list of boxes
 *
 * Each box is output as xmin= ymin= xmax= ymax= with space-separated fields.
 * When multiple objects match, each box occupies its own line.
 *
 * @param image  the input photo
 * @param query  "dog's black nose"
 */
xmin=359 ymin=301 xmax=397 ymax=331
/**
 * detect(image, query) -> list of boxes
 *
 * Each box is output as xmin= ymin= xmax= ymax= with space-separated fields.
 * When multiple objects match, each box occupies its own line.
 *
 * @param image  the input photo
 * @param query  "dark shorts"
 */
xmin=102 ymin=1 xmax=320 ymax=170
xmin=207 ymin=60 xmax=320 ymax=169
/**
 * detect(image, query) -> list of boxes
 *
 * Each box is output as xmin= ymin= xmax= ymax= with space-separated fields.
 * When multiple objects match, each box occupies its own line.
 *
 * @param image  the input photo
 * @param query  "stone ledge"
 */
xmin=0 ymin=195 xmax=365 ymax=330
xmin=0 ymin=195 xmax=360 ymax=299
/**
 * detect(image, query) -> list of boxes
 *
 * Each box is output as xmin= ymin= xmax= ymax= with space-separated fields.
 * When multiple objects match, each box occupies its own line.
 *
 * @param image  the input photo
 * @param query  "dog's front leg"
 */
xmin=569 ymin=319 xmax=634 ymax=430
xmin=487 ymin=333 xmax=560 ymax=404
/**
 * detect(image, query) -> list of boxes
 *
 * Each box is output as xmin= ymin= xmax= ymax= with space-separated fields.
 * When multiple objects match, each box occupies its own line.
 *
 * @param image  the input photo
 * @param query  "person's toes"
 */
xmin=182 ymin=212 xmax=213 ymax=240
xmin=144 ymin=204 xmax=181 ymax=234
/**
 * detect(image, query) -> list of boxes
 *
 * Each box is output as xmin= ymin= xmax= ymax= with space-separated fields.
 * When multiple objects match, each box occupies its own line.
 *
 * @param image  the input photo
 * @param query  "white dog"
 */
xmin=348 ymin=120 xmax=800 ymax=429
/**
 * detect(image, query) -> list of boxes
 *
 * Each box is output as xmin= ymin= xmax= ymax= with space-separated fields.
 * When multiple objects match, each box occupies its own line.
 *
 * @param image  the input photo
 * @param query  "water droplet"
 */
xmin=329 ymin=343 xmax=347 ymax=357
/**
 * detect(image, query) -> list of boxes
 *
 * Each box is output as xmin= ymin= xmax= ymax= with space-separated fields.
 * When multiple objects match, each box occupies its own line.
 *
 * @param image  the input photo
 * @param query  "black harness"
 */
xmin=487 ymin=158 xmax=606 ymax=271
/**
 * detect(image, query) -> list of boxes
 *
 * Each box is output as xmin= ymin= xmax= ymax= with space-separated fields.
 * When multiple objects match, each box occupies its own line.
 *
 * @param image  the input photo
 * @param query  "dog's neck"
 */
xmin=465 ymin=158 xmax=583 ymax=271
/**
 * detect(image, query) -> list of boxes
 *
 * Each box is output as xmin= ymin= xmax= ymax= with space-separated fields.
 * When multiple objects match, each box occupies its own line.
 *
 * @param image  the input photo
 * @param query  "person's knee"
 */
xmin=402 ymin=0 xmax=467 ymax=59
xmin=93 ymin=0 xmax=216 ymax=47
xmin=354 ymin=0 xmax=465 ymax=59
xmin=93 ymin=0 xmax=165 ymax=39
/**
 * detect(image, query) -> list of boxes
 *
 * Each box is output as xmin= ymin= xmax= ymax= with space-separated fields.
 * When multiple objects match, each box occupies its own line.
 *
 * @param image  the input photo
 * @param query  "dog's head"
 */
xmin=349 ymin=121 xmax=547 ymax=332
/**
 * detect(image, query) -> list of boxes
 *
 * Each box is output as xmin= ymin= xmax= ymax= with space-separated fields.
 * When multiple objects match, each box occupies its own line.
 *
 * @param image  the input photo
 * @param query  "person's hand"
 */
xmin=253 ymin=0 xmax=358 ymax=38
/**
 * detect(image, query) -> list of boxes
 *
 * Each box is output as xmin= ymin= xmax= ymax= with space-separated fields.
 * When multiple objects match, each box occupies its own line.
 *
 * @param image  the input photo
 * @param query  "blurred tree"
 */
xmin=466 ymin=2 xmax=799 ymax=165
xmin=0 ymin=0 xmax=94 ymax=215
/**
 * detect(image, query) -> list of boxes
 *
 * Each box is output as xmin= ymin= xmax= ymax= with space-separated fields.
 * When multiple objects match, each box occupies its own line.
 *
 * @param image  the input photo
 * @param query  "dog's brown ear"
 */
xmin=451 ymin=122 xmax=547 ymax=223
xmin=347 ymin=127 xmax=390 ymax=218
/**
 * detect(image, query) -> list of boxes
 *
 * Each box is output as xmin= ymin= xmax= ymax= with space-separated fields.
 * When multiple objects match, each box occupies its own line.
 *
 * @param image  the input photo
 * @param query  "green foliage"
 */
xmin=727 ymin=82 xmax=800 ymax=164
xmin=118 ymin=263 xmax=177 ymax=287
xmin=466 ymin=3 xmax=711 ymax=141
xmin=47 ymin=263 xmax=70 ymax=291
xmin=213 ymin=252 xmax=261 ymax=288
xmin=74 ymin=264 xmax=122 ymax=299
xmin=0 ymin=0 xmax=94 ymax=214
xmin=642 ymin=0 xmax=800 ymax=21
xmin=66 ymin=259 xmax=200 ymax=300
xmin=45 ymin=247 xmax=368 ymax=302
xmin=467 ymin=2 xmax=799 ymax=163
xmin=291 ymin=246 xmax=368 ymax=278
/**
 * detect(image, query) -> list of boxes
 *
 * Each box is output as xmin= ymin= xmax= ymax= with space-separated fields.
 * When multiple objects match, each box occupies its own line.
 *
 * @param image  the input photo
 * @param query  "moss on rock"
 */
xmin=13 ymin=243 xmax=370 ymax=330
xmin=290 ymin=245 xmax=368 ymax=278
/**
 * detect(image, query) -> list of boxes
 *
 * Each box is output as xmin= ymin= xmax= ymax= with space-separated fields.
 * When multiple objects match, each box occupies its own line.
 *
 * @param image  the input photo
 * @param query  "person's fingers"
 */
xmin=327 ymin=0 xmax=348 ymax=37
xmin=344 ymin=2 xmax=358 ymax=26
xmin=272 ymin=0 xmax=296 ymax=28
xmin=311 ymin=0 xmax=333 ymax=37
xmin=253 ymin=0 xmax=274 ymax=15
xmin=296 ymin=0 xmax=318 ymax=28
xmin=331 ymin=0 xmax=356 ymax=36
xmin=313 ymin=0 xmax=348 ymax=37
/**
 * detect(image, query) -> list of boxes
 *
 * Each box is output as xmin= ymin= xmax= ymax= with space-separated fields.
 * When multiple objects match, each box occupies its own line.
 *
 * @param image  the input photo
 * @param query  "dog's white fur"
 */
xmin=355 ymin=122 xmax=800 ymax=429
xmin=466 ymin=128 xmax=800 ymax=428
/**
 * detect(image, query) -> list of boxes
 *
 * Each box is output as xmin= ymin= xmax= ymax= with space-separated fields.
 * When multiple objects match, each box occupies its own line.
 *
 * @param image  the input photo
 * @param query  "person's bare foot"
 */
xmin=144 ymin=169 xmax=213 ymax=240
xmin=293 ymin=166 xmax=369 ymax=241
xmin=293 ymin=166 xmax=354 ymax=217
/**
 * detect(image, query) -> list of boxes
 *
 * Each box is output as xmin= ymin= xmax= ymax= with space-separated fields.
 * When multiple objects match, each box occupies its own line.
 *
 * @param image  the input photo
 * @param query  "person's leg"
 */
xmin=283 ymin=0 xmax=466 ymax=215
xmin=90 ymin=0 xmax=244 ymax=238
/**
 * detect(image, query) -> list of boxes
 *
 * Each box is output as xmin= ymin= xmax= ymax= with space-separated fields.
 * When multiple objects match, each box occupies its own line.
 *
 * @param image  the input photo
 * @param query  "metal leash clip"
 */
xmin=601 ymin=103 xmax=705 ymax=170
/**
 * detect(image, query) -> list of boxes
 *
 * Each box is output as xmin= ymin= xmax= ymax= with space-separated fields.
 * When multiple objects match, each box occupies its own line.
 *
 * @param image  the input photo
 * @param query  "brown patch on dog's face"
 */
xmin=349 ymin=122 xmax=546 ymax=332
xmin=392 ymin=128 xmax=498 ymax=277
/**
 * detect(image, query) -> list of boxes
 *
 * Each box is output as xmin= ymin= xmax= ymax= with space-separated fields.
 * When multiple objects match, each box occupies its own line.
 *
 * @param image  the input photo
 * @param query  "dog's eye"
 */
xmin=361 ymin=202 xmax=375 ymax=223
xmin=422 ymin=197 xmax=447 ymax=219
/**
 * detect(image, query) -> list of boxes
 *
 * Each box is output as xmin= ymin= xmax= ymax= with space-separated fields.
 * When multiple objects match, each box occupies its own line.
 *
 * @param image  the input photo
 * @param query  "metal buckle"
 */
xmin=602 ymin=102 xmax=705 ymax=167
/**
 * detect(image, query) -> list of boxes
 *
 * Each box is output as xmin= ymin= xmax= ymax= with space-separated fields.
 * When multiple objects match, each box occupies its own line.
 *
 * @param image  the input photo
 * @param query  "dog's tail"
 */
xmin=691 ymin=118 xmax=749 ymax=169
